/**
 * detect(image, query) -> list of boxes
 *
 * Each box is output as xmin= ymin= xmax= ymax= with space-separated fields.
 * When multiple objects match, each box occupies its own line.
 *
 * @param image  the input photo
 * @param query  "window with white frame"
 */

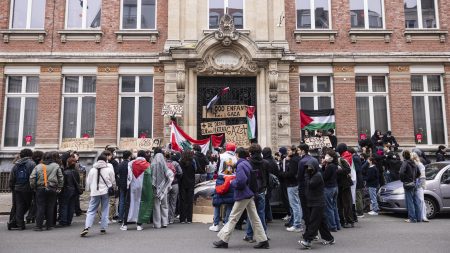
xmin=119 ymin=76 xmax=154 ymax=138
xmin=355 ymin=75 xmax=390 ymax=138
xmin=404 ymin=0 xmax=438 ymax=28
xmin=66 ymin=0 xmax=101 ymax=29
xmin=411 ymin=75 xmax=446 ymax=145
xmin=350 ymin=0 xmax=384 ymax=29
xmin=296 ymin=0 xmax=330 ymax=29
xmin=10 ymin=0 xmax=46 ymax=29
xmin=209 ymin=0 xmax=243 ymax=29
xmin=299 ymin=75 xmax=333 ymax=137
xmin=121 ymin=0 xmax=156 ymax=29
xmin=3 ymin=76 xmax=39 ymax=147
xmin=62 ymin=76 xmax=96 ymax=139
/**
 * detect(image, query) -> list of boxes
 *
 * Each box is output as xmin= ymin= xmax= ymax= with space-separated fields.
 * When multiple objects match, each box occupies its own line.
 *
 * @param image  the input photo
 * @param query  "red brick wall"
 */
xmin=289 ymin=66 xmax=300 ymax=144
xmin=0 ymin=0 xmax=167 ymax=53
xmin=35 ymin=66 xmax=62 ymax=147
xmin=333 ymin=65 xmax=357 ymax=145
xmin=285 ymin=0 xmax=450 ymax=53
xmin=388 ymin=65 xmax=415 ymax=145
xmin=94 ymin=66 xmax=119 ymax=148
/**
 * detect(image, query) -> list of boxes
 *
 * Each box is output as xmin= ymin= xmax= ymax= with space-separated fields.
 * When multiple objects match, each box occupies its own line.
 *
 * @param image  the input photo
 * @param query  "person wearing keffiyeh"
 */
xmin=152 ymin=153 xmax=174 ymax=228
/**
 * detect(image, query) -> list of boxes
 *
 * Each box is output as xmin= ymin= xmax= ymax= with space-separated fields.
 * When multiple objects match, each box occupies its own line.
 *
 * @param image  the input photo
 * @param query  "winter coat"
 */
xmin=305 ymin=160 xmax=325 ymax=207
xmin=364 ymin=165 xmax=379 ymax=188
xmin=436 ymin=151 xmax=446 ymax=162
xmin=231 ymin=158 xmax=254 ymax=201
xmin=180 ymin=159 xmax=196 ymax=188
xmin=85 ymin=161 xmax=116 ymax=197
xmin=118 ymin=159 xmax=130 ymax=191
xmin=337 ymin=157 xmax=352 ymax=190
xmin=249 ymin=154 xmax=269 ymax=193
xmin=62 ymin=167 xmax=81 ymax=192
xmin=322 ymin=162 xmax=337 ymax=188
xmin=9 ymin=157 xmax=35 ymax=192
xmin=353 ymin=154 xmax=364 ymax=189
xmin=298 ymin=154 xmax=317 ymax=192
xmin=399 ymin=160 xmax=420 ymax=185
xmin=280 ymin=155 xmax=300 ymax=187
xmin=384 ymin=155 xmax=401 ymax=181
xmin=30 ymin=162 xmax=64 ymax=190
xmin=194 ymin=151 xmax=209 ymax=174
xmin=212 ymin=175 xmax=235 ymax=206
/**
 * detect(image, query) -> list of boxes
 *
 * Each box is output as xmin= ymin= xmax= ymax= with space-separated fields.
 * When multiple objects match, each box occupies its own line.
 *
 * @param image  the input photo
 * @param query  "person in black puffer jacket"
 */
xmin=300 ymin=160 xmax=334 ymax=249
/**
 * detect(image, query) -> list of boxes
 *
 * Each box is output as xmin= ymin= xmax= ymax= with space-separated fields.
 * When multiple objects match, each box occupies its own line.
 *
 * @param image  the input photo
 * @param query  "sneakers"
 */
xmin=322 ymin=238 xmax=335 ymax=245
xmin=282 ymin=215 xmax=291 ymax=221
xmin=313 ymin=235 xmax=320 ymax=241
xmin=368 ymin=211 xmax=378 ymax=216
xmin=100 ymin=229 xmax=106 ymax=234
xmin=137 ymin=225 xmax=143 ymax=231
xmin=423 ymin=218 xmax=430 ymax=222
xmin=243 ymin=236 xmax=256 ymax=243
xmin=299 ymin=240 xmax=312 ymax=249
xmin=80 ymin=228 xmax=89 ymax=237
xmin=213 ymin=240 xmax=228 ymax=248
xmin=286 ymin=226 xmax=303 ymax=232
xmin=357 ymin=214 xmax=365 ymax=218
xmin=120 ymin=225 xmax=128 ymax=231
xmin=253 ymin=240 xmax=269 ymax=249
xmin=209 ymin=224 xmax=220 ymax=232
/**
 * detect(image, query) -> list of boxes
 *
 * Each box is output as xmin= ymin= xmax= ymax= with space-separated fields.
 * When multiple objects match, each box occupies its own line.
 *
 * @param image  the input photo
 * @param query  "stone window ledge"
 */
xmin=404 ymin=29 xmax=448 ymax=43
xmin=349 ymin=29 xmax=393 ymax=43
xmin=203 ymin=29 xmax=250 ymax=35
xmin=0 ymin=29 xmax=46 ymax=43
xmin=293 ymin=30 xmax=338 ymax=43
xmin=114 ymin=30 xmax=159 ymax=43
xmin=57 ymin=30 xmax=103 ymax=43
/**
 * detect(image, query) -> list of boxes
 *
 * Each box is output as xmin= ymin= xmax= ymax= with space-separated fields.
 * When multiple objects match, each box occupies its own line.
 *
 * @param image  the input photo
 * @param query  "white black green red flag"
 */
xmin=206 ymin=87 xmax=230 ymax=111
xmin=300 ymin=109 xmax=335 ymax=130
xmin=247 ymin=106 xmax=256 ymax=139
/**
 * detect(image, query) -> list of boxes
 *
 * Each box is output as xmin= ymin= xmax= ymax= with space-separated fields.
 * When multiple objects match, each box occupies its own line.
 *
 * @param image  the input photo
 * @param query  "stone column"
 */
xmin=333 ymin=65 xmax=357 ymax=145
xmin=94 ymin=65 xmax=119 ymax=148
xmin=35 ymin=65 xmax=63 ymax=149
xmin=444 ymin=64 xmax=450 ymax=145
xmin=153 ymin=65 xmax=165 ymax=139
xmin=289 ymin=65 xmax=300 ymax=144
xmin=275 ymin=63 xmax=291 ymax=149
xmin=388 ymin=65 xmax=415 ymax=146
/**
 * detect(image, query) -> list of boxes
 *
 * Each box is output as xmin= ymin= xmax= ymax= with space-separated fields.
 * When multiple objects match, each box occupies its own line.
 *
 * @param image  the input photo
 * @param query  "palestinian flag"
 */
xmin=206 ymin=87 xmax=230 ymax=112
xmin=170 ymin=121 xmax=224 ymax=154
xmin=247 ymin=106 xmax=256 ymax=139
xmin=300 ymin=109 xmax=335 ymax=130
xmin=127 ymin=158 xmax=153 ymax=224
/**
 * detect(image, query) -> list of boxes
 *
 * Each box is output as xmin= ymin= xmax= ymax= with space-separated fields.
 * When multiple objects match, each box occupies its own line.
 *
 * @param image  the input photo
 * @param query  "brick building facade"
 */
xmin=0 ymin=0 xmax=449 ymax=169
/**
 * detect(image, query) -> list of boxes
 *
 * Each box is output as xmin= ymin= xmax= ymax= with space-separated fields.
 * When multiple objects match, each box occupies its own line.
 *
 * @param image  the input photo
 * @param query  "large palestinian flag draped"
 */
xmin=127 ymin=158 xmax=153 ymax=224
xmin=300 ymin=109 xmax=335 ymax=130
xmin=247 ymin=106 xmax=256 ymax=139
xmin=170 ymin=121 xmax=224 ymax=154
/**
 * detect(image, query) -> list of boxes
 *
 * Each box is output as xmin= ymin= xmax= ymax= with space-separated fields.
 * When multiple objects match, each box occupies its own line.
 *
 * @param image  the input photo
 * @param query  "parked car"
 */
xmin=378 ymin=162 xmax=450 ymax=219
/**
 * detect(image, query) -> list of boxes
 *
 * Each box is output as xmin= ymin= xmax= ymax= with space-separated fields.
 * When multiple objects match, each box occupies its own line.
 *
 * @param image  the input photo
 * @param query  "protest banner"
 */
xmin=200 ymin=121 xmax=227 ymax=135
xmin=224 ymin=124 xmax=250 ymax=147
xmin=60 ymin=138 xmax=95 ymax=151
xmin=162 ymin=104 xmax=184 ymax=117
xmin=304 ymin=136 xmax=332 ymax=150
xmin=119 ymin=138 xmax=162 ymax=150
xmin=202 ymin=105 xmax=247 ymax=118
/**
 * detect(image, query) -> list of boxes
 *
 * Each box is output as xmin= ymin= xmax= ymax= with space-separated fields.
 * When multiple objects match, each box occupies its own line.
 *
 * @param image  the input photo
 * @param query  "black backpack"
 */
xmin=14 ymin=163 xmax=29 ymax=185
xmin=248 ymin=168 xmax=259 ymax=195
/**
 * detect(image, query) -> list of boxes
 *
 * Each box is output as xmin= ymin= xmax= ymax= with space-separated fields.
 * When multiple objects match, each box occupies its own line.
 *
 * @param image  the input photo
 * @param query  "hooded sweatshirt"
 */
xmin=249 ymin=153 xmax=269 ymax=193
xmin=305 ymin=160 xmax=325 ymax=207
xmin=85 ymin=160 xmax=115 ymax=197
xmin=231 ymin=158 xmax=254 ymax=201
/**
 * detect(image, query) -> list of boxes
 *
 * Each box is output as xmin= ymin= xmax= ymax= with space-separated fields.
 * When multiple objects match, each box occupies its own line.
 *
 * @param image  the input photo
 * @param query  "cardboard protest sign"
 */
xmin=200 ymin=121 xmax=227 ymax=135
xmin=60 ymin=138 xmax=94 ymax=151
xmin=202 ymin=105 xmax=247 ymax=118
xmin=119 ymin=138 xmax=162 ymax=150
xmin=162 ymin=104 xmax=184 ymax=117
xmin=224 ymin=124 xmax=250 ymax=147
xmin=304 ymin=136 xmax=332 ymax=150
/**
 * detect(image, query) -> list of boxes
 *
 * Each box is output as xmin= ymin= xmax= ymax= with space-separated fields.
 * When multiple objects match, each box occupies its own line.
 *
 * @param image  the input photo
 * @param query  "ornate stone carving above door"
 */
xmin=214 ymin=14 xmax=240 ymax=47
xmin=196 ymin=48 xmax=257 ymax=75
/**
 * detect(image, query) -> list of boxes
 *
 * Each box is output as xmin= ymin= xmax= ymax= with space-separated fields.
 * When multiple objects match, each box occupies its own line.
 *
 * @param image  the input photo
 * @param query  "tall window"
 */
xmin=121 ymin=0 xmax=156 ymax=29
xmin=62 ymin=76 xmax=96 ymax=139
xmin=355 ymin=75 xmax=389 ymax=138
xmin=66 ymin=0 xmax=101 ymax=29
xmin=405 ymin=0 xmax=438 ymax=28
xmin=120 ymin=76 xmax=154 ymax=138
xmin=10 ymin=0 xmax=46 ymax=29
xmin=209 ymin=0 xmax=244 ymax=29
xmin=350 ymin=0 xmax=384 ymax=29
xmin=296 ymin=0 xmax=330 ymax=29
xmin=411 ymin=75 xmax=446 ymax=145
xmin=4 ymin=76 xmax=39 ymax=147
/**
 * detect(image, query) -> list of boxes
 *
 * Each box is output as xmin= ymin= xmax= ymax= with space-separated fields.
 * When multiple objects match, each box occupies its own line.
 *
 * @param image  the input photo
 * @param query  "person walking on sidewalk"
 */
xmin=213 ymin=147 xmax=269 ymax=249
xmin=80 ymin=154 xmax=116 ymax=237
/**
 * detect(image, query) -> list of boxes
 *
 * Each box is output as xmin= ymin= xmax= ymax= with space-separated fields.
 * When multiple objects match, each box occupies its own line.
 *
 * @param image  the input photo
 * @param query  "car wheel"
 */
xmin=425 ymin=197 xmax=437 ymax=219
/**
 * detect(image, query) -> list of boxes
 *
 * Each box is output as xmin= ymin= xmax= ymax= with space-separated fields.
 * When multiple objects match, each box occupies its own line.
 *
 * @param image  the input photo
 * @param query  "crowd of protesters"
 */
xmin=6 ymin=130 xmax=447 ymax=249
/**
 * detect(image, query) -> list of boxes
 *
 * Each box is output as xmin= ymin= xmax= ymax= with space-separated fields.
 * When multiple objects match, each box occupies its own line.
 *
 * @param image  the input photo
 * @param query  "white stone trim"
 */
xmin=118 ymin=66 xmax=154 ymax=75
xmin=4 ymin=66 xmax=40 ymax=75
xmin=62 ymin=66 xmax=97 ymax=75
xmin=410 ymin=65 xmax=444 ymax=74
xmin=298 ymin=66 xmax=333 ymax=74
xmin=354 ymin=66 xmax=389 ymax=74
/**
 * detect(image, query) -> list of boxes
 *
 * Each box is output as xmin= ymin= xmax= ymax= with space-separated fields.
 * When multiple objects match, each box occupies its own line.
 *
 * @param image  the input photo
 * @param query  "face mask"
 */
xmin=325 ymin=154 xmax=333 ymax=163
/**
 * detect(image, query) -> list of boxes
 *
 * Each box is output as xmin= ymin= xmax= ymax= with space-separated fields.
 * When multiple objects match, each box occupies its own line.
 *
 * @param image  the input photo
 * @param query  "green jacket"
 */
xmin=30 ymin=163 xmax=64 ymax=190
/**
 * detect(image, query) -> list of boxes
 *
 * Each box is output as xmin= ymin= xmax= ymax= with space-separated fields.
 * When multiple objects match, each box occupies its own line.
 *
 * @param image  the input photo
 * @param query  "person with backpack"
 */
xmin=213 ymin=147 xmax=269 ymax=249
xmin=58 ymin=157 xmax=81 ymax=227
xmin=165 ymin=151 xmax=183 ymax=225
xmin=30 ymin=151 xmax=64 ymax=231
xmin=8 ymin=148 xmax=35 ymax=230
xmin=244 ymin=144 xmax=270 ymax=243
xmin=179 ymin=150 xmax=196 ymax=224
xmin=400 ymin=150 xmax=422 ymax=223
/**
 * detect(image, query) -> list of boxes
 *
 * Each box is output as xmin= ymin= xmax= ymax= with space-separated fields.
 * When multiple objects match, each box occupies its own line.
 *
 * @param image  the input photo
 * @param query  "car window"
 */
xmin=441 ymin=169 xmax=450 ymax=184
xmin=425 ymin=163 xmax=449 ymax=180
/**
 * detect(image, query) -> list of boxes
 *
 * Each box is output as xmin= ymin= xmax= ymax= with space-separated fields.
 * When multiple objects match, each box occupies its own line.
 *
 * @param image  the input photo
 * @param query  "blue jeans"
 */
xmin=369 ymin=187 xmax=379 ymax=212
xmin=246 ymin=192 xmax=267 ymax=238
xmin=206 ymin=173 xmax=214 ymax=181
xmin=85 ymin=194 xmax=110 ymax=229
xmin=213 ymin=204 xmax=233 ymax=225
xmin=287 ymin=186 xmax=302 ymax=229
xmin=404 ymin=188 xmax=422 ymax=222
xmin=118 ymin=189 xmax=127 ymax=222
xmin=324 ymin=187 xmax=340 ymax=230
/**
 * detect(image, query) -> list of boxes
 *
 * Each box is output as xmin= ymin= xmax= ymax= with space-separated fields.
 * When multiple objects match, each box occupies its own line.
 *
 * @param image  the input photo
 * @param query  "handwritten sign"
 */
xmin=224 ymin=124 xmax=250 ymax=147
xmin=304 ymin=136 xmax=332 ymax=150
xmin=162 ymin=104 xmax=184 ymax=117
xmin=201 ymin=121 xmax=227 ymax=135
xmin=119 ymin=138 xmax=162 ymax=150
xmin=202 ymin=105 xmax=247 ymax=119
xmin=61 ymin=138 xmax=94 ymax=151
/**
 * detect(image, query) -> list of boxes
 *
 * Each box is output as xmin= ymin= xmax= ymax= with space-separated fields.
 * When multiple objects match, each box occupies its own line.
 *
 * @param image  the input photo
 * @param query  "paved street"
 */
xmin=0 ymin=212 xmax=449 ymax=253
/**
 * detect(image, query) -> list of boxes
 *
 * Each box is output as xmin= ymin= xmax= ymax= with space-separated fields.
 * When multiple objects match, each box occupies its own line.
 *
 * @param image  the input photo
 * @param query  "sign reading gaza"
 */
xmin=304 ymin=136 xmax=332 ymax=150
xmin=161 ymin=104 xmax=184 ymax=117
xmin=202 ymin=105 xmax=247 ymax=118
